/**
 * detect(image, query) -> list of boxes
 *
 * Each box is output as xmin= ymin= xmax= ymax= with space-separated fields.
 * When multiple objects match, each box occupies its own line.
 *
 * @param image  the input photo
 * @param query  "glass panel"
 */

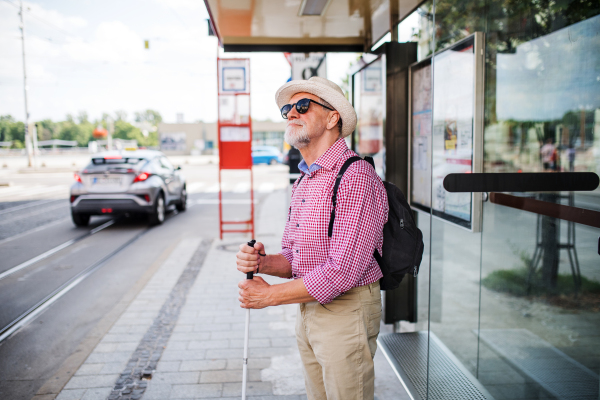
xmin=478 ymin=7 xmax=600 ymax=400
xmin=424 ymin=1 xmax=599 ymax=399
xmin=355 ymin=57 xmax=386 ymax=178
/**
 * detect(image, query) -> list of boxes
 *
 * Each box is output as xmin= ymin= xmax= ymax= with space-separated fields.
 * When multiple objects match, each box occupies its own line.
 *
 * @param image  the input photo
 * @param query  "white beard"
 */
xmin=284 ymin=121 xmax=310 ymax=149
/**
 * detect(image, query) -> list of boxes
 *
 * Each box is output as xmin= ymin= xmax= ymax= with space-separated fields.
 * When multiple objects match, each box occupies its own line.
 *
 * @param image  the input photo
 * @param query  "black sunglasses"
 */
xmin=280 ymin=98 xmax=334 ymax=119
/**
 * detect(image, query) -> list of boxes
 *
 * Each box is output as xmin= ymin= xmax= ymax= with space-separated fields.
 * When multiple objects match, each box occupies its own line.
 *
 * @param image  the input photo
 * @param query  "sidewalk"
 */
xmin=54 ymin=188 xmax=407 ymax=400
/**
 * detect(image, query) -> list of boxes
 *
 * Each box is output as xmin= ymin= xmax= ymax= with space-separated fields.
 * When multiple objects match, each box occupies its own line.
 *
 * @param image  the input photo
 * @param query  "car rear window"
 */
xmin=84 ymin=157 xmax=147 ymax=172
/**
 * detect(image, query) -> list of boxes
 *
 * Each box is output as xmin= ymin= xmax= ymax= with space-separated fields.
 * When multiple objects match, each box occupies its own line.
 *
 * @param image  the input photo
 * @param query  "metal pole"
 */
xmin=19 ymin=0 xmax=33 ymax=167
xmin=30 ymin=121 xmax=38 ymax=167
xmin=241 ymin=239 xmax=255 ymax=400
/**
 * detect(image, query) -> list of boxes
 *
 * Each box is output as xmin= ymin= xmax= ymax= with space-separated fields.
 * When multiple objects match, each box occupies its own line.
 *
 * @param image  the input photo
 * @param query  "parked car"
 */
xmin=70 ymin=150 xmax=186 ymax=226
xmin=252 ymin=146 xmax=283 ymax=165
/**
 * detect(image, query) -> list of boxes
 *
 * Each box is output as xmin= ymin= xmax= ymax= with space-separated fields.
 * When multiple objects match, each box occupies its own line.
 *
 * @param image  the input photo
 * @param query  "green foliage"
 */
xmin=0 ymin=110 xmax=162 ymax=148
xmin=0 ymin=115 xmax=25 ymax=147
xmin=56 ymin=120 xmax=90 ymax=146
xmin=482 ymin=268 xmax=600 ymax=296
xmin=134 ymin=109 xmax=162 ymax=126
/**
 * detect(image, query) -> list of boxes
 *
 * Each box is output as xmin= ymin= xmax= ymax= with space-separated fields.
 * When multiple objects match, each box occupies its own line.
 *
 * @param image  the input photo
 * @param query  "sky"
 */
xmin=496 ymin=13 xmax=600 ymax=121
xmin=0 ymin=0 xmax=358 ymax=123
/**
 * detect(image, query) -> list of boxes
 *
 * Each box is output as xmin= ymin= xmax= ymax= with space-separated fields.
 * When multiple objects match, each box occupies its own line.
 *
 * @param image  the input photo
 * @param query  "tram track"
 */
xmin=0 ymin=224 xmax=150 ymax=344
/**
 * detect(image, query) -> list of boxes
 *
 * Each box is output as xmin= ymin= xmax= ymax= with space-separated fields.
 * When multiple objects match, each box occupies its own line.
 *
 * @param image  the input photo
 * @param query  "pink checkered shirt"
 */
xmin=280 ymin=138 xmax=388 ymax=304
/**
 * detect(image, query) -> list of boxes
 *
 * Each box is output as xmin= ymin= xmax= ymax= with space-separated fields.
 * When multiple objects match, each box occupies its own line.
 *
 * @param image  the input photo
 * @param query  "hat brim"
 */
xmin=275 ymin=80 xmax=357 ymax=138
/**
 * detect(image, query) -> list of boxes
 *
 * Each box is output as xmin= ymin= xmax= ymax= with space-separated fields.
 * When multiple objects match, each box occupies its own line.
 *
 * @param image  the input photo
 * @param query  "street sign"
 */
xmin=218 ymin=59 xmax=250 ymax=94
xmin=217 ymin=57 xmax=254 ymax=238
xmin=291 ymin=53 xmax=327 ymax=81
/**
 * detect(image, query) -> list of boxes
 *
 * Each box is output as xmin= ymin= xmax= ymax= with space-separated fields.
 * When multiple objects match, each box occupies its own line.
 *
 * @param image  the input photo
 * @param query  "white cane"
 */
xmin=242 ymin=239 xmax=256 ymax=400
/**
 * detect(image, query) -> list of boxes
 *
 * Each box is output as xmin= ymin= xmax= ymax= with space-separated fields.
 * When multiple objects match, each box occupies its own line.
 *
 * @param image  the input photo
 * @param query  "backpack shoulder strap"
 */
xmin=328 ymin=156 xmax=363 ymax=237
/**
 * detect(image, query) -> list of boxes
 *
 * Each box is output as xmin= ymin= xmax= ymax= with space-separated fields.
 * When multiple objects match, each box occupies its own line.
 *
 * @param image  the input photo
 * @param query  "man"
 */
xmin=236 ymin=76 xmax=388 ymax=400
xmin=541 ymin=138 xmax=555 ymax=171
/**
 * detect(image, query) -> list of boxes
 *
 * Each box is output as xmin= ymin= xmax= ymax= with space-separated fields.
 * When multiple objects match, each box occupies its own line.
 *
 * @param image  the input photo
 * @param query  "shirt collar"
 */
xmin=297 ymin=138 xmax=349 ymax=175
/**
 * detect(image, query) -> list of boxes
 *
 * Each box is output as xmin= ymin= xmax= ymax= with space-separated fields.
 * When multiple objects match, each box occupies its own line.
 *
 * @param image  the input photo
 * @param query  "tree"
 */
xmin=115 ymin=110 xmax=127 ymax=121
xmin=135 ymin=109 xmax=162 ymax=126
xmin=0 ymin=115 xmax=25 ymax=148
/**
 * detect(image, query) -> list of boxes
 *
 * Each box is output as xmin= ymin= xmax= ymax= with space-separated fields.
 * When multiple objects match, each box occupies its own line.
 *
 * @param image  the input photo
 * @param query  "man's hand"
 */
xmin=236 ymin=241 xmax=265 ymax=275
xmin=238 ymin=276 xmax=273 ymax=309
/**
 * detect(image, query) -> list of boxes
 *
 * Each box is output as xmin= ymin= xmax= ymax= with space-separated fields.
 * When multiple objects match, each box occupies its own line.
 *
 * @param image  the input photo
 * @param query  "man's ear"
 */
xmin=327 ymin=112 xmax=340 ymax=130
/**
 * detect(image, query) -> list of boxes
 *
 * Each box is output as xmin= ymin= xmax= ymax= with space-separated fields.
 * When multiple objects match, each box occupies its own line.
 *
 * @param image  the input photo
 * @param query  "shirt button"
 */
xmin=302 ymin=199 xmax=305 ymax=203
xmin=296 ymin=224 xmax=299 ymax=227
xmin=296 ymin=250 xmax=299 ymax=253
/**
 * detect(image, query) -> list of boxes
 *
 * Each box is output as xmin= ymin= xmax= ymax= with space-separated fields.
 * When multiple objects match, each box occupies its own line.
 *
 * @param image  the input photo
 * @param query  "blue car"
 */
xmin=252 ymin=146 xmax=283 ymax=165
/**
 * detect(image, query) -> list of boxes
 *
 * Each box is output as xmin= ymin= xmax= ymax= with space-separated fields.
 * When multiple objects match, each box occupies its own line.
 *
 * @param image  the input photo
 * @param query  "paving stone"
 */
xmin=222 ymin=381 xmax=273 ymax=397
xmin=116 ymin=342 xmax=140 ymax=352
xmin=169 ymin=383 xmax=223 ymax=398
xmin=74 ymin=364 xmax=105 ymax=376
xmin=81 ymin=387 xmax=113 ymax=400
xmin=229 ymin=338 xmax=271 ymax=349
xmin=211 ymin=330 xmax=245 ymax=340
xmin=188 ymin=339 xmax=229 ymax=350
xmin=165 ymin=341 xmax=189 ymax=350
xmin=156 ymin=361 xmax=181 ymax=372
xmin=143 ymin=382 xmax=172 ymax=400
xmin=64 ymin=375 xmax=118 ymax=390
xmin=100 ymin=362 xmax=127 ymax=374
xmin=173 ymin=325 xmax=194 ymax=333
xmin=86 ymin=352 xmax=132 ymax=364
xmin=269 ymin=338 xmax=298 ymax=348
xmin=249 ymin=347 xmax=292 ymax=358
xmin=161 ymin=350 xmax=206 ymax=361
xmin=205 ymin=349 xmax=245 ymax=359
xmin=55 ymin=389 xmax=86 ymax=400
xmin=193 ymin=323 xmax=232 ymax=332
xmin=200 ymin=369 xmax=261 ymax=383
xmin=152 ymin=371 xmax=200 ymax=384
xmin=171 ymin=332 xmax=212 ymax=341
xmin=179 ymin=359 xmax=227 ymax=372
xmin=226 ymin=358 xmax=272 ymax=370
xmin=103 ymin=333 xmax=145 ymax=343
xmin=94 ymin=343 xmax=118 ymax=353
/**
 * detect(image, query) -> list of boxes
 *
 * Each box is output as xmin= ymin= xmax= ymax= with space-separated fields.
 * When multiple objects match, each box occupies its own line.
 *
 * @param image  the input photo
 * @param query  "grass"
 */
xmin=482 ymin=268 xmax=600 ymax=310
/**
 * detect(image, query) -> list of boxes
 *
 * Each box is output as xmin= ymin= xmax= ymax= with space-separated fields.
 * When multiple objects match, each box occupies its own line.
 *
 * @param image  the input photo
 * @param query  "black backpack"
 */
xmin=327 ymin=156 xmax=424 ymax=290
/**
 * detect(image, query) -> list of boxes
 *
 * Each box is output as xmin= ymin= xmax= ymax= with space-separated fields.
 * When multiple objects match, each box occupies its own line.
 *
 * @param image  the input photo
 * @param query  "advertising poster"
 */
xmin=411 ymin=62 xmax=433 ymax=208
xmin=410 ymin=34 xmax=482 ymax=230
xmin=431 ymin=42 xmax=475 ymax=224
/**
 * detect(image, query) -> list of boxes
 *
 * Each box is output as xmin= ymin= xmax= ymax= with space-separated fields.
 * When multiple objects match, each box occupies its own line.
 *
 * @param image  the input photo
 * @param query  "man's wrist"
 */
xmin=265 ymin=284 xmax=278 ymax=307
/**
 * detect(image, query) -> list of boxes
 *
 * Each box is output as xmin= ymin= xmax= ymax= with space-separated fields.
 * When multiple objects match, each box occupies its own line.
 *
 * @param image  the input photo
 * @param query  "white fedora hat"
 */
xmin=275 ymin=76 xmax=357 ymax=138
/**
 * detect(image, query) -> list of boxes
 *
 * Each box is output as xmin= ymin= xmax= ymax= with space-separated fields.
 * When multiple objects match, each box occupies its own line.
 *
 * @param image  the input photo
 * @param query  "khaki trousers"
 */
xmin=296 ymin=281 xmax=382 ymax=400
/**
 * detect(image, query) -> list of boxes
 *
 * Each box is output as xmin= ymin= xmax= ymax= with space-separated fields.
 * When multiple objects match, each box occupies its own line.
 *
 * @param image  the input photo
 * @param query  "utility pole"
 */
xmin=19 ymin=0 xmax=33 ymax=167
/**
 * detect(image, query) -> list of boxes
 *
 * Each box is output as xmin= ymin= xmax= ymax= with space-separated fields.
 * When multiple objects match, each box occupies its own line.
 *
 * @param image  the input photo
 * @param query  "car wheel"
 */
xmin=72 ymin=212 xmax=90 ymax=227
xmin=176 ymin=186 xmax=187 ymax=212
xmin=148 ymin=193 xmax=165 ymax=226
xmin=270 ymin=158 xmax=277 ymax=165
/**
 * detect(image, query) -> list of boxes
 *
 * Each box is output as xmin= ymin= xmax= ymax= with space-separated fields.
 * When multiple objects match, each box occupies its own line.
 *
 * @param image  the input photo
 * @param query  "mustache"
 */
xmin=287 ymin=120 xmax=306 ymax=127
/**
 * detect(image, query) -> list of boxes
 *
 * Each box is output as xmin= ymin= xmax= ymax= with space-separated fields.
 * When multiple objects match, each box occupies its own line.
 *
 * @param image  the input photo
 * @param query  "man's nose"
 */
xmin=287 ymin=105 xmax=299 ymax=119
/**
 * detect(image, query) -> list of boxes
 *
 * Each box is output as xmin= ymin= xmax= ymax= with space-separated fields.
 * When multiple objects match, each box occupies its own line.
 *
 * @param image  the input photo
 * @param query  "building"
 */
xmin=158 ymin=120 xmax=287 ymax=155
xmin=206 ymin=2 xmax=600 ymax=399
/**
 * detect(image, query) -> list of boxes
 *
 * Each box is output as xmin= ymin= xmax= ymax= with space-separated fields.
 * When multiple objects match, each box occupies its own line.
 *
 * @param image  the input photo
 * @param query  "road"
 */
xmin=0 ymin=158 xmax=290 ymax=400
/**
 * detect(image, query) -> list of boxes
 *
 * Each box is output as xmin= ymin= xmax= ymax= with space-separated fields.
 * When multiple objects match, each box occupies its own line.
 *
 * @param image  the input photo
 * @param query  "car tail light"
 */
xmin=70 ymin=195 xmax=78 ymax=203
xmin=101 ymin=208 xmax=113 ymax=213
xmin=74 ymin=173 xmax=83 ymax=183
xmin=133 ymin=172 xmax=151 ymax=183
xmin=144 ymin=194 xmax=150 ymax=203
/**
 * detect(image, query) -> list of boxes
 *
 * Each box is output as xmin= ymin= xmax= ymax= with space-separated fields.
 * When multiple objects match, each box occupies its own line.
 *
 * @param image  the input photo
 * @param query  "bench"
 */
xmin=378 ymin=331 xmax=495 ymax=400
xmin=477 ymin=328 xmax=599 ymax=400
